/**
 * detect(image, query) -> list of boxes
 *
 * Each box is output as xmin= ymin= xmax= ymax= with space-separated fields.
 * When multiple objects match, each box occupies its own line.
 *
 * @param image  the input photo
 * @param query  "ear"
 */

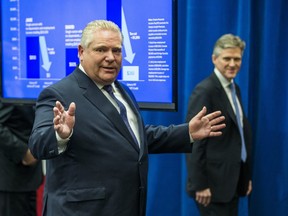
xmin=212 ymin=54 xmax=217 ymax=64
xmin=78 ymin=45 xmax=84 ymax=60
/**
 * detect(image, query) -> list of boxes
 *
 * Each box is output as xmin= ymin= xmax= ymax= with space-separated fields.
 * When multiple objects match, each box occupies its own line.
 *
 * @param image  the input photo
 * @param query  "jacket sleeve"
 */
xmin=28 ymin=87 xmax=63 ymax=160
xmin=145 ymin=123 xmax=192 ymax=154
xmin=0 ymin=103 xmax=28 ymax=163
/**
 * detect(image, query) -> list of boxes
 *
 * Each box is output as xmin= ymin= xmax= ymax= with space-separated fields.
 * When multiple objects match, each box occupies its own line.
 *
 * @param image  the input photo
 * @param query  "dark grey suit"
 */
xmin=29 ymin=67 xmax=192 ymax=216
xmin=185 ymin=73 xmax=252 ymax=210
xmin=0 ymin=102 xmax=43 ymax=215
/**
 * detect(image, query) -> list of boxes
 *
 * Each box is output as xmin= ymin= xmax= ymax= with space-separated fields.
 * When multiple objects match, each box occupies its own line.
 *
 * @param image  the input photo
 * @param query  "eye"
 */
xmin=223 ymin=57 xmax=231 ymax=62
xmin=112 ymin=48 xmax=122 ymax=54
xmin=95 ymin=48 xmax=105 ymax=52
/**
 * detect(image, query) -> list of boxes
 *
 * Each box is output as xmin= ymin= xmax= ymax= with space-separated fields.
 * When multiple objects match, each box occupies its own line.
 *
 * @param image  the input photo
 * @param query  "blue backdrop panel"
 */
xmin=143 ymin=0 xmax=288 ymax=215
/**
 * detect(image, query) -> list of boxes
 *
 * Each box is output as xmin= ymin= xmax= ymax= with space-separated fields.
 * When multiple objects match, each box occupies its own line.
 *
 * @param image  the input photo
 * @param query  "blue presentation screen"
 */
xmin=1 ymin=0 xmax=176 ymax=110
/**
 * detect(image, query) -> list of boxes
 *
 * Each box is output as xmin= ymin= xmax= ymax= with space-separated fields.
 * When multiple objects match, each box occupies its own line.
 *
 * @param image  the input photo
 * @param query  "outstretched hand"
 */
xmin=53 ymin=101 xmax=76 ymax=139
xmin=188 ymin=106 xmax=225 ymax=141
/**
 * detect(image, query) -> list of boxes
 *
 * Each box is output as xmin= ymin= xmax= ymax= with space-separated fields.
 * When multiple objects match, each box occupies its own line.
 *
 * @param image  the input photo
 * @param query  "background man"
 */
xmin=0 ymin=101 xmax=43 ymax=216
xmin=186 ymin=34 xmax=252 ymax=216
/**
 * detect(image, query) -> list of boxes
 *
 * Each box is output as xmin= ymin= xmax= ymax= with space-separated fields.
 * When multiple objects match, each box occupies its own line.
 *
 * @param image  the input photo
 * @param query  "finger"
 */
xmin=55 ymin=101 xmax=64 ymax=113
xmin=53 ymin=106 xmax=59 ymax=117
xmin=211 ymin=123 xmax=226 ymax=131
xmin=246 ymin=184 xmax=252 ymax=195
xmin=210 ymin=116 xmax=225 ymax=125
xmin=196 ymin=196 xmax=205 ymax=205
xmin=194 ymin=106 xmax=207 ymax=120
xmin=67 ymin=102 xmax=76 ymax=116
xmin=197 ymin=196 xmax=210 ymax=206
xmin=205 ymin=110 xmax=222 ymax=121
xmin=203 ymin=197 xmax=211 ymax=207
xmin=246 ymin=189 xmax=251 ymax=196
xmin=195 ymin=193 xmax=203 ymax=203
xmin=53 ymin=114 xmax=60 ymax=123
xmin=209 ymin=131 xmax=223 ymax=137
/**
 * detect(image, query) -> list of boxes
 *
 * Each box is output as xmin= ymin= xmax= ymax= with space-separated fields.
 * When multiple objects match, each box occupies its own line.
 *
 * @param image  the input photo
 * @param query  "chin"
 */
xmin=103 ymin=78 xmax=116 ymax=84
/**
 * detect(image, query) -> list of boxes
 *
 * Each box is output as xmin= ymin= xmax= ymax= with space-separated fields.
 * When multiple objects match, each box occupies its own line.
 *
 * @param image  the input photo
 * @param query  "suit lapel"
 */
xmin=74 ymin=69 xmax=140 ymax=152
xmin=211 ymin=73 xmax=238 ymax=125
xmin=115 ymin=81 xmax=145 ymax=158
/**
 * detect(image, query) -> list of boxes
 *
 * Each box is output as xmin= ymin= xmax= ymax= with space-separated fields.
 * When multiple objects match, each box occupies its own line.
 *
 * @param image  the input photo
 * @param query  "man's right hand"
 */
xmin=195 ymin=188 xmax=212 ymax=207
xmin=53 ymin=101 xmax=76 ymax=139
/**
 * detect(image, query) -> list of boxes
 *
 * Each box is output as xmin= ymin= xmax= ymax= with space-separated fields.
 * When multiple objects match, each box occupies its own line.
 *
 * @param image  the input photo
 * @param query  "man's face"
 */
xmin=212 ymin=47 xmax=242 ymax=81
xmin=78 ymin=30 xmax=122 ymax=85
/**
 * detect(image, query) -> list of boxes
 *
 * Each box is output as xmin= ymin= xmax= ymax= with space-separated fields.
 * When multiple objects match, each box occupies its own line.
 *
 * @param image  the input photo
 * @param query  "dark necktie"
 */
xmin=230 ymin=83 xmax=247 ymax=162
xmin=103 ymin=85 xmax=138 ymax=145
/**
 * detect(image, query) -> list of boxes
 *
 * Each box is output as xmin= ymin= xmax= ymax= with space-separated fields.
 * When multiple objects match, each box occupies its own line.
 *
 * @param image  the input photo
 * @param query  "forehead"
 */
xmin=91 ymin=30 xmax=122 ymax=47
xmin=219 ymin=47 xmax=242 ymax=57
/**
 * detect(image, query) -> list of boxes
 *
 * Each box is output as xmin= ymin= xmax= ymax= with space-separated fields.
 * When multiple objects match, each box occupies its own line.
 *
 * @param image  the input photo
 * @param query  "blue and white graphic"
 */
xmin=1 ymin=0 xmax=175 ymax=108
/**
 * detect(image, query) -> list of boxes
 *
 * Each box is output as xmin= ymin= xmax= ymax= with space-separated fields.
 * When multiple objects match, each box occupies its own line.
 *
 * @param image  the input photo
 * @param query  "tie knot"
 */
xmin=103 ymin=85 xmax=113 ymax=94
xmin=229 ymin=82 xmax=236 ymax=93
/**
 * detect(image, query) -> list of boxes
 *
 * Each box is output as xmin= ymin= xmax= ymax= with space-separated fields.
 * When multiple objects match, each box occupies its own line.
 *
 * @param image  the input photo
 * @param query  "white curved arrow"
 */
xmin=122 ymin=7 xmax=135 ymax=64
xmin=39 ymin=36 xmax=52 ymax=71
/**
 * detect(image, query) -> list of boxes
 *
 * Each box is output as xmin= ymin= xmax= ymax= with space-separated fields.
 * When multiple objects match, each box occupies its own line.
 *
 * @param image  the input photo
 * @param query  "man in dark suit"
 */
xmin=0 ymin=102 xmax=43 ymax=216
xmin=185 ymin=34 xmax=253 ymax=216
xmin=28 ymin=20 xmax=225 ymax=216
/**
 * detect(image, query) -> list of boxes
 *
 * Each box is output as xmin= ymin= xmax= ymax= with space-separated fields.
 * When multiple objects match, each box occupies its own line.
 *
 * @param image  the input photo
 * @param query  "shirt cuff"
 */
xmin=189 ymin=133 xmax=194 ymax=143
xmin=56 ymin=130 xmax=73 ymax=153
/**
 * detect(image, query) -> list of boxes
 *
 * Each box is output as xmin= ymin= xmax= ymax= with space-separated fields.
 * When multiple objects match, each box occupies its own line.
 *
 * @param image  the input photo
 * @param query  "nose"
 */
xmin=105 ymin=50 xmax=115 ymax=62
xmin=229 ymin=59 xmax=236 ymax=66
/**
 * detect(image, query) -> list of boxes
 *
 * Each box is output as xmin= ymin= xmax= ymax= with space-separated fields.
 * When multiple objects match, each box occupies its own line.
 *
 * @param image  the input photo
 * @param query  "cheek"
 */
xmin=217 ymin=62 xmax=226 ymax=70
xmin=116 ymin=57 xmax=122 ymax=65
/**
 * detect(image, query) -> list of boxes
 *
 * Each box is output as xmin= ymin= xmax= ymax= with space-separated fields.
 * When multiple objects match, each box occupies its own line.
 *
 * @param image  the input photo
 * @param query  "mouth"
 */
xmin=102 ymin=66 xmax=117 ymax=73
xmin=227 ymin=67 xmax=237 ymax=73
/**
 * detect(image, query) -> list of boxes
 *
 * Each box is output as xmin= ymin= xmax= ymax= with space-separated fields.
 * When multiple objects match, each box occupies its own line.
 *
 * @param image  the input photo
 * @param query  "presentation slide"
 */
xmin=1 ymin=0 xmax=175 ymax=109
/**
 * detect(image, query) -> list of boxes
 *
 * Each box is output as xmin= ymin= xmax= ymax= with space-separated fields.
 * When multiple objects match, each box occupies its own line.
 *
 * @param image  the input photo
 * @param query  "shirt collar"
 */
xmin=214 ymin=67 xmax=233 ymax=88
xmin=79 ymin=64 xmax=115 ymax=90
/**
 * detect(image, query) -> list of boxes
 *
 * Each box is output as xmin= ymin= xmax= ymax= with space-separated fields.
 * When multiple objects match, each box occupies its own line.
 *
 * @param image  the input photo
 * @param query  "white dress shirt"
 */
xmin=214 ymin=68 xmax=244 ymax=127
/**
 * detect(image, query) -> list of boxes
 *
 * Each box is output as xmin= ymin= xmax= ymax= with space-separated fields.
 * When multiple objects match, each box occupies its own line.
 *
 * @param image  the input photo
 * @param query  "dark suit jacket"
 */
xmin=0 ymin=102 xmax=42 ymax=192
xmin=29 ymin=67 xmax=192 ymax=216
xmin=185 ymin=72 xmax=252 ymax=202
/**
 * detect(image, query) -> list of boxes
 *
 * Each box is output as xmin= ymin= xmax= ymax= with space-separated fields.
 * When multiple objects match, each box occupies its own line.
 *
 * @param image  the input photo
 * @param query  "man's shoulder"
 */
xmin=45 ymin=68 xmax=81 ymax=91
xmin=194 ymin=73 xmax=219 ymax=91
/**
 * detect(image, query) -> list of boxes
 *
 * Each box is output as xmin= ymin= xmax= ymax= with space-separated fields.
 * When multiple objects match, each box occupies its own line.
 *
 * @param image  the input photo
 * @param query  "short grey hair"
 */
xmin=213 ymin=34 xmax=246 ymax=57
xmin=80 ymin=20 xmax=123 ymax=48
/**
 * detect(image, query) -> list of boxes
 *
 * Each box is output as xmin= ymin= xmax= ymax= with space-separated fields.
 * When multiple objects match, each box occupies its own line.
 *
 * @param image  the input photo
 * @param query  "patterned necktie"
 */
xmin=103 ymin=85 xmax=138 ymax=145
xmin=230 ymin=83 xmax=247 ymax=162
